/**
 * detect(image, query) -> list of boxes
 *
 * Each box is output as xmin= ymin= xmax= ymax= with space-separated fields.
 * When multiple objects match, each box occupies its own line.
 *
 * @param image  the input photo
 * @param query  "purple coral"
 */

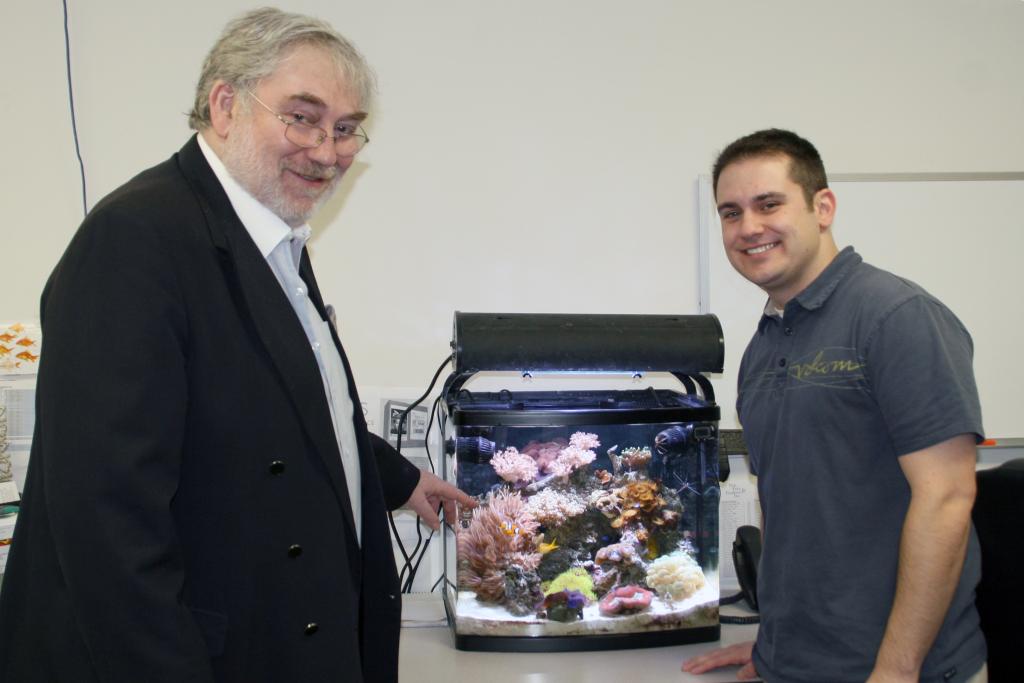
xmin=520 ymin=438 xmax=567 ymax=472
xmin=541 ymin=589 xmax=587 ymax=622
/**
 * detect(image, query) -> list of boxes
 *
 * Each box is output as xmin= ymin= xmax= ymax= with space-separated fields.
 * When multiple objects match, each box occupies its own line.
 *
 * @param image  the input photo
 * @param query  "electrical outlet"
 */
xmin=382 ymin=399 xmax=429 ymax=448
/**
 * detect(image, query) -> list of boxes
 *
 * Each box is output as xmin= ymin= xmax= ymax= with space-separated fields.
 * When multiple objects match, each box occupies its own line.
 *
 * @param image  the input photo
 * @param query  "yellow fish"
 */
xmin=16 ymin=351 xmax=39 ymax=362
xmin=537 ymin=537 xmax=559 ymax=555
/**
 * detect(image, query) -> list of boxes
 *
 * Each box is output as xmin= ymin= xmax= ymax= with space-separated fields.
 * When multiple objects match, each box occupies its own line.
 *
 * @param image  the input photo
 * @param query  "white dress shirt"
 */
xmin=197 ymin=134 xmax=362 ymax=544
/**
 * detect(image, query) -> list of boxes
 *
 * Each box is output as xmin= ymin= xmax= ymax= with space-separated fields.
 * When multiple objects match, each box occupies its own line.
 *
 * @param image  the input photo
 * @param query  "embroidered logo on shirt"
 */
xmin=742 ymin=346 xmax=866 ymax=396
xmin=789 ymin=347 xmax=865 ymax=388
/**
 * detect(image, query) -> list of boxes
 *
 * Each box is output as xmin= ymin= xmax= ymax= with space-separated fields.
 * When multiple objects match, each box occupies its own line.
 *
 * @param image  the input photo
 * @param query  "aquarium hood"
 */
xmin=444 ymin=312 xmax=724 ymax=398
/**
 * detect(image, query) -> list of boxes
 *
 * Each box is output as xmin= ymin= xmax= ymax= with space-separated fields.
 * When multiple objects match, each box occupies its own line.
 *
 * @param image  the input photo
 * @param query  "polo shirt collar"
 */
xmin=757 ymin=246 xmax=861 ymax=333
xmin=794 ymin=246 xmax=861 ymax=311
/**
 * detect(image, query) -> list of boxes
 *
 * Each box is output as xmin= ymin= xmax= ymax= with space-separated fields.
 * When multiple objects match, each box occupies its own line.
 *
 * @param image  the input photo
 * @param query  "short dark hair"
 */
xmin=712 ymin=128 xmax=828 ymax=206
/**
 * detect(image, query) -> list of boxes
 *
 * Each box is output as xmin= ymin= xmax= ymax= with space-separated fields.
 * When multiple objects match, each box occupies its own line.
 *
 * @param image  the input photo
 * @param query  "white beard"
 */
xmin=220 ymin=116 xmax=341 ymax=226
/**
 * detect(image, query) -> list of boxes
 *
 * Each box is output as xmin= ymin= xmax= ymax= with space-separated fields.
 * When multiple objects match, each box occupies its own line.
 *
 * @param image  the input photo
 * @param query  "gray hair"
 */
xmin=188 ymin=7 xmax=375 ymax=130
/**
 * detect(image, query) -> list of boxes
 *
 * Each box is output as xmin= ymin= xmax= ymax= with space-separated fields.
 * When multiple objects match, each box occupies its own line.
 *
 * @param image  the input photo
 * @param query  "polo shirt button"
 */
xmin=304 ymin=622 xmax=319 ymax=636
xmin=288 ymin=544 xmax=303 ymax=558
xmin=778 ymin=358 xmax=787 ymax=367
xmin=784 ymin=327 xmax=794 ymax=336
xmin=269 ymin=460 xmax=285 ymax=475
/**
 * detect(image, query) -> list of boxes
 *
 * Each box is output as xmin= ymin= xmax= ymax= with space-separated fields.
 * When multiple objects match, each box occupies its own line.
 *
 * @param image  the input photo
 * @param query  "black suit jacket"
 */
xmin=0 ymin=136 xmax=421 ymax=682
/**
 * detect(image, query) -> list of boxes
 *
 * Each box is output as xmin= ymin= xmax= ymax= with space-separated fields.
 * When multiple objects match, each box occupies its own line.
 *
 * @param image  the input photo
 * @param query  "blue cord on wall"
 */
xmin=63 ymin=0 xmax=88 ymax=218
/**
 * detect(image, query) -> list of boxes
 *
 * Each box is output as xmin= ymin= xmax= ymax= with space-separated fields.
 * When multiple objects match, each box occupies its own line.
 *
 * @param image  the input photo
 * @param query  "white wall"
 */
xmin=4 ymin=0 xmax=1023 ymax=391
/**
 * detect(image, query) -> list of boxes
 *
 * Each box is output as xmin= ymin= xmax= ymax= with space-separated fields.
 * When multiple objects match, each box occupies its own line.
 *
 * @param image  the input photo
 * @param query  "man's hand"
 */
xmin=682 ymin=641 xmax=758 ymax=679
xmin=402 ymin=470 xmax=477 ymax=530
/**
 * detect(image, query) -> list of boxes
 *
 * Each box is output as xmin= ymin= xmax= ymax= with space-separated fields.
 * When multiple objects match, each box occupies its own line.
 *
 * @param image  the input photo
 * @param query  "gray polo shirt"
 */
xmin=737 ymin=247 xmax=986 ymax=682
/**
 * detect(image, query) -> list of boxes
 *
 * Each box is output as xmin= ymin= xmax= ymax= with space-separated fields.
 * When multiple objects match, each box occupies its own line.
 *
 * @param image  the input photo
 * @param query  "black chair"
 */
xmin=972 ymin=458 xmax=1024 ymax=682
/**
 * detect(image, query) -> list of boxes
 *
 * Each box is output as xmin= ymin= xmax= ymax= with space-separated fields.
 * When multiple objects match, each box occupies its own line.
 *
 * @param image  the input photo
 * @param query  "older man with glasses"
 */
xmin=0 ymin=8 xmax=473 ymax=683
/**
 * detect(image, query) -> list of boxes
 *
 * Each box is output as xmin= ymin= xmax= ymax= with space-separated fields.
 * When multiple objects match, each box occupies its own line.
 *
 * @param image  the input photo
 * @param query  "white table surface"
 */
xmin=399 ymin=594 xmax=760 ymax=683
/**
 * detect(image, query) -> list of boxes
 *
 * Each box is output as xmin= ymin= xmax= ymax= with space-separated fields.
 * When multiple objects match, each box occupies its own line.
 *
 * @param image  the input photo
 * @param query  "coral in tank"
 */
xmin=545 ymin=432 xmax=600 ymax=479
xmin=598 ymin=585 xmax=654 ymax=616
xmin=524 ymin=487 xmax=588 ymax=527
xmin=646 ymin=550 xmax=706 ymax=602
xmin=491 ymin=446 xmax=539 ymax=484
xmin=620 ymin=446 xmax=652 ymax=472
xmin=541 ymin=589 xmax=588 ymax=623
xmin=503 ymin=564 xmax=545 ymax=616
xmin=457 ymin=490 xmax=541 ymax=604
xmin=543 ymin=566 xmax=597 ymax=602
xmin=589 ymin=487 xmax=622 ymax=519
xmin=592 ymin=538 xmax=647 ymax=594
xmin=520 ymin=437 xmax=568 ymax=473
xmin=610 ymin=480 xmax=682 ymax=537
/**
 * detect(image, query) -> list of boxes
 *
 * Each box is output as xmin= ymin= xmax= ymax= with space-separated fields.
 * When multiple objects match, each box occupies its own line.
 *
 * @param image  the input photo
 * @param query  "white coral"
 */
xmin=646 ymin=551 xmax=706 ymax=602
xmin=525 ymin=487 xmax=587 ymax=526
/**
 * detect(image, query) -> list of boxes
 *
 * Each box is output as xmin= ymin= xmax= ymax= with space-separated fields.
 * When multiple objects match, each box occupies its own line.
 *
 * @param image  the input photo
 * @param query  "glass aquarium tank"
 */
xmin=440 ymin=313 xmax=724 ymax=651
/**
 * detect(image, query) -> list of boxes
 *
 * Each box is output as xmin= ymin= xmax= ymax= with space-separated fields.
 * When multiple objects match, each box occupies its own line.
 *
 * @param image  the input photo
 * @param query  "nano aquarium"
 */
xmin=440 ymin=313 xmax=724 ymax=651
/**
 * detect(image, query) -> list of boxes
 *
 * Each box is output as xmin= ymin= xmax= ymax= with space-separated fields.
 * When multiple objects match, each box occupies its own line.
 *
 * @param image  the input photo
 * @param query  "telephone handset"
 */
xmin=720 ymin=525 xmax=762 ymax=624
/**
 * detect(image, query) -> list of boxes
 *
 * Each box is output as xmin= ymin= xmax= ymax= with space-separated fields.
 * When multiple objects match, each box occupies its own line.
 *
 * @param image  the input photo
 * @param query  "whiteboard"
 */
xmin=699 ymin=174 xmax=1024 ymax=438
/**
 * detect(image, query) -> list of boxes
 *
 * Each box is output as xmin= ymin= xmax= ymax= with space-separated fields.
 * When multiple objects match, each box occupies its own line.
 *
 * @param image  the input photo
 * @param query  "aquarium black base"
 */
xmin=442 ymin=591 xmax=719 ymax=653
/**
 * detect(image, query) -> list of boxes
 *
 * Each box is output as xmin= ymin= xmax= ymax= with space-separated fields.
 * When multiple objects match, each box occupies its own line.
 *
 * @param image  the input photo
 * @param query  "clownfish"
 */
xmin=500 ymin=521 xmax=523 ymax=537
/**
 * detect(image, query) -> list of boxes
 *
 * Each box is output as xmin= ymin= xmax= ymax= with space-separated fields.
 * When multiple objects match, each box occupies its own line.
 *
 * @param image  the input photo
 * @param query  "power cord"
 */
xmin=387 ymin=354 xmax=452 ymax=593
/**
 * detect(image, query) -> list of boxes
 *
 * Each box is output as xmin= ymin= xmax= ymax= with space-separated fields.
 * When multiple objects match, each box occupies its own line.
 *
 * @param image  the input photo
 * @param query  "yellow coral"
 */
xmin=543 ymin=567 xmax=597 ymax=602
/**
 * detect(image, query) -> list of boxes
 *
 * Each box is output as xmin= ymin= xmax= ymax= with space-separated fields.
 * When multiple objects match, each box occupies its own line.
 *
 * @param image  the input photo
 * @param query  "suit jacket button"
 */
xmin=304 ymin=622 xmax=319 ymax=636
xmin=269 ymin=460 xmax=286 ymax=475
xmin=288 ymin=544 xmax=303 ymax=558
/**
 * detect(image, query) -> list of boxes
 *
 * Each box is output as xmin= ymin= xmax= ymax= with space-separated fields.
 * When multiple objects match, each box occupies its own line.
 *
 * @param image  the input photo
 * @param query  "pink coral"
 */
xmin=569 ymin=431 xmax=601 ymax=450
xmin=598 ymin=585 xmax=654 ymax=616
xmin=491 ymin=446 xmax=539 ymax=483
xmin=594 ymin=541 xmax=642 ymax=567
xmin=546 ymin=441 xmax=598 ymax=478
xmin=520 ymin=438 xmax=567 ymax=472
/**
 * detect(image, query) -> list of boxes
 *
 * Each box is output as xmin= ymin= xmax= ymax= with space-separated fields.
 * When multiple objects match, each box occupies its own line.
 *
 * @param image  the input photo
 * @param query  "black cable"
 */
xmin=395 ymin=354 xmax=452 ymax=454
xmin=399 ymin=517 xmax=424 ymax=590
xmin=62 ymin=0 xmax=88 ymax=218
xmin=719 ymin=592 xmax=744 ymax=605
xmin=389 ymin=354 xmax=453 ymax=592
xmin=404 ymin=531 xmax=434 ymax=592
xmin=401 ymin=396 xmax=445 ymax=590
xmin=720 ymin=615 xmax=760 ymax=625
xmin=719 ymin=591 xmax=760 ymax=624
xmin=423 ymin=395 xmax=442 ymax=474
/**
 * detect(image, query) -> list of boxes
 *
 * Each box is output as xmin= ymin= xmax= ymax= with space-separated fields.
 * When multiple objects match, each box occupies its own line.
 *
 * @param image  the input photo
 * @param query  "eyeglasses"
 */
xmin=246 ymin=90 xmax=369 ymax=157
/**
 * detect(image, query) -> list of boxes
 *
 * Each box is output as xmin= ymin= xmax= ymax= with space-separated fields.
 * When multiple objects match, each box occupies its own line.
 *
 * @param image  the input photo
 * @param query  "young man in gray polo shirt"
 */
xmin=683 ymin=129 xmax=987 ymax=682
